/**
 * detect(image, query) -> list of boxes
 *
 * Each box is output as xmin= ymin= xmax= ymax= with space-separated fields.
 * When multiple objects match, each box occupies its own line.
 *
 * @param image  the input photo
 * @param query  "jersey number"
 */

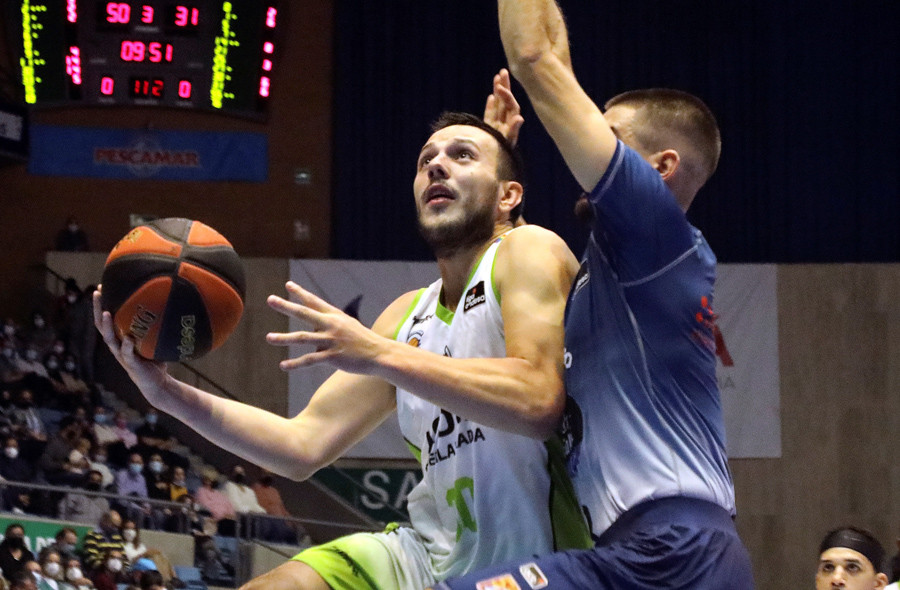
xmin=446 ymin=477 xmax=477 ymax=541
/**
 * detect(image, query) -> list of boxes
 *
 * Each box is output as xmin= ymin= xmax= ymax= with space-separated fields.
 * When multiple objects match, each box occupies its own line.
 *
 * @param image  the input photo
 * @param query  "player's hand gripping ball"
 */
xmin=101 ymin=218 xmax=246 ymax=362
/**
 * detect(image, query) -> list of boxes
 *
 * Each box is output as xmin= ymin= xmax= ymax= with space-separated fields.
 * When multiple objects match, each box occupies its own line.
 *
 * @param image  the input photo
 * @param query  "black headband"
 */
xmin=820 ymin=529 xmax=885 ymax=573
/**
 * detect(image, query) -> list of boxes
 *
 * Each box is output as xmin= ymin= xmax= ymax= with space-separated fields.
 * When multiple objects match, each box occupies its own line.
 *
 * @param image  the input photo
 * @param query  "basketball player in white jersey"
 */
xmin=94 ymin=77 xmax=589 ymax=590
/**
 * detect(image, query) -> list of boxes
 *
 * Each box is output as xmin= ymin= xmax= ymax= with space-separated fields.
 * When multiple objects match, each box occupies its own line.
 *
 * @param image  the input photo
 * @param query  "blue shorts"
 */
xmin=435 ymin=497 xmax=754 ymax=590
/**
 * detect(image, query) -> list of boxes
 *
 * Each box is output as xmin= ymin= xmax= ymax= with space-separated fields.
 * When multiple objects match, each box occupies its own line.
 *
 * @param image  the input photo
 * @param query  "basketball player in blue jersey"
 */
xmin=93 ymin=81 xmax=591 ymax=590
xmin=436 ymin=1 xmax=755 ymax=589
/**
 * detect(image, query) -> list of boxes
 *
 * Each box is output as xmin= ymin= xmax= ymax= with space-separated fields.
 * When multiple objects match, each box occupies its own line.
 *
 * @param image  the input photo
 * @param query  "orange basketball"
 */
xmin=101 ymin=218 xmax=245 ymax=362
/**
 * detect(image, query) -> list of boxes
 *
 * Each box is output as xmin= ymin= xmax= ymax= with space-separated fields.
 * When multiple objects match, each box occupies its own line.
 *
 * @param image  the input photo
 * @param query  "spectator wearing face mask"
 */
xmin=46 ymin=529 xmax=80 ymax=564
xmin=167 ymin=466 xmax=188 ymax=502
xmin=223 ymin=465 xmax=270 ymax=541
xmin=143 ymin=455 xmax=169 ymax=503
xmin=22 ymin=561 xmax=41 ymax=586
xmin=55 ymin=356 xmax=92 ymax=412
xmin=10 ymin=390 xmax=47 ymax=463
xmin=114 ymin=454 xmax=151 ymax=528
xmin=0 ymin=340 xmax=25 ymax=389
xmin=58 ymin=470 xmax=110 ymax=524
xmin=82 ymin=512 xmax=127 ymax=574
xmin=89 ymin=409 xmax=118 ymax=449
xmin=0 ymin=437 xmax=36 ymax=513
xmin=61 ymin=558 xmax=94 ymax=590
xmin=0 ymin=524 xmax=35 ymax=582
xmin=88 ymin=549 xmax=124 ymax=590
xmin=56 ymin=280 xmax=96 ymax=385
xmin=119 ymin=520 xmax=147 ymax=564
xmin=34 ymin=547 xmax=72 ymax=590
xmin=133 ymin=410 xmax=188 ymax=473
xmin=100 ymin=412 xmax=135 ymax=469
xmin=43 ymin=354 xmax=66 ymax=396
xmin=39 ymin=417 xmax=82 ymax=486
xmin=20 ymin=312 xmax=56 ymax=360
xmin=87 ymin=445 xmax=114 ymax=490
xmin=55 ymin=217 xmax=89 ymax=253
xmin=223 ymin=465 xmax=265 ymax=515
xmin=67 ymin=438 xmax=93 ymax=477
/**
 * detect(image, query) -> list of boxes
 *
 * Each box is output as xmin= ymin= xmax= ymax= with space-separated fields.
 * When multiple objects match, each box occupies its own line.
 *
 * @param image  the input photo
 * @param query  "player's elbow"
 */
xmin=506 ymin=45 xmax=549 ymax=80
xmin=520 ymin=387 xmax=566 ymax=440
xmin=279 ymin=449 xmax=328 ymax=482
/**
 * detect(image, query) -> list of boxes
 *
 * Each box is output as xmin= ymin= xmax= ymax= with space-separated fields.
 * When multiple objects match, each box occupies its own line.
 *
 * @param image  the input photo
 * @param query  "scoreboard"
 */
xmin=7 ymin=0 xmax=281 ymax=118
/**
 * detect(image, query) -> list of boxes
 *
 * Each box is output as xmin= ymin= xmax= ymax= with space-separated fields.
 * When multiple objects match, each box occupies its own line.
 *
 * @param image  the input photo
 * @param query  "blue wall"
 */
xmin=332 ymin=0 xmax=899 ymax=263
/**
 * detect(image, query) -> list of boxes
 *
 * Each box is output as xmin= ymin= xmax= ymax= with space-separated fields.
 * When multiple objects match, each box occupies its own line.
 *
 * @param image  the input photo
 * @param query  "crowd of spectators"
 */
xmin=1 ymin=279 xmax=308 ymax=587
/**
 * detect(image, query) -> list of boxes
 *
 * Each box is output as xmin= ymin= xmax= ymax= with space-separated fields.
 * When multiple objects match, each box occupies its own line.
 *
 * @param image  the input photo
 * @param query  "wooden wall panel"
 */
xmin=732 ymin=264 xmax=900 ymax=590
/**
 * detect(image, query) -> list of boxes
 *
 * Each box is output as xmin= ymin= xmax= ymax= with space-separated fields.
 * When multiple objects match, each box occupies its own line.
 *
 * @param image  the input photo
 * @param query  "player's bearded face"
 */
xmin=416 ymin=186 xmax=496 ymax=257
xmin=414 ymin=126 xmax=502 ymax=257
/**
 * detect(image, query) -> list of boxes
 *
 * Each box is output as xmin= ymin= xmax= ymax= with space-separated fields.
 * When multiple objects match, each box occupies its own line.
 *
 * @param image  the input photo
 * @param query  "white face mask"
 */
xmin=66 ymin=567 xmax=82 ymax=581
xmin=106 ymin=558 xmax=122 ymax=572
xmin=4 ymin=447 xmax=18 ymax=459
xmin=122 ymin=529 xmax=137 ymax=542
xmin=43 ymin=562 xmax=61 ymax=578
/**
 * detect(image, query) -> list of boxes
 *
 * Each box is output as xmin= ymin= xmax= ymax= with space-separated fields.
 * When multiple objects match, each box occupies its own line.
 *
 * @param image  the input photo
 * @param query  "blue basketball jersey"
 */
xmin=560 ymin=140 xmax=736 ymax=539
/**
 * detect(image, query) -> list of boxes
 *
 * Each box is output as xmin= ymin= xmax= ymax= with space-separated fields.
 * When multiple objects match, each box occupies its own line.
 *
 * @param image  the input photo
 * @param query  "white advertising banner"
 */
xmin=715 ymin=264 xmax=781 ymax=458
xmin=288 ymin=260 xmax=781 ymax=459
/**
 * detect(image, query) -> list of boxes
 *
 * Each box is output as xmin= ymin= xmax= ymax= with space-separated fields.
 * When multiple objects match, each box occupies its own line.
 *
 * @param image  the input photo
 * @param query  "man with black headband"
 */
xmin=817 ymin=527 xmax=889 ymax=590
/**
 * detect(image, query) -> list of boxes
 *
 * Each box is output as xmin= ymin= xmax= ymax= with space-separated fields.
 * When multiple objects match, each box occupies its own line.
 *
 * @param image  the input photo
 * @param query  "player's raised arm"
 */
xmin=498 ymin=0 xmax=618 ymax=192
xmin=267 ymin=227 xmax=578 ymax=440
xmin=93 ymin=286 xmax=400 ymax=481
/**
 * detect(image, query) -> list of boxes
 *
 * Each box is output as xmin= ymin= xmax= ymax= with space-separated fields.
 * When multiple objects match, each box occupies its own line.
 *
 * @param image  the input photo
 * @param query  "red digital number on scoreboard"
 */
xmin=130 ymin=77 xmax=165 ymax=98
xmin=105 ymin=2 xmax=130 ymax=24
xmin=120 ymin=41 xmax=175 ymax=63
xmin=174 ymin=6 xmax=200 ymax=27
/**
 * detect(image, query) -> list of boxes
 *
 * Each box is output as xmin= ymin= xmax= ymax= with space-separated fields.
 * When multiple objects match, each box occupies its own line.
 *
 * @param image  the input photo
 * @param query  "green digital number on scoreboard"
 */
xmin=7 ymin=0 xmax=281 ymax=119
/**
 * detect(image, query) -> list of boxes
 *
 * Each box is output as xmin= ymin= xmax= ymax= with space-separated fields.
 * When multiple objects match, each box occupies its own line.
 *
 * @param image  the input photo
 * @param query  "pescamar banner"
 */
xmin=28 ymin=124 xmax=267 ymax=181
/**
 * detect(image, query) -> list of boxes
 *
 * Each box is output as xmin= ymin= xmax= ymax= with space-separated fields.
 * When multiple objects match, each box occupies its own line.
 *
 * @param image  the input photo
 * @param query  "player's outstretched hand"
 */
xmin=484 ymin=68 xmax=524 ymax=147
xmin=93 ymin=287 xmax=169 ymax=399
xmin=266 ymin=281 xmax=387 ymax=374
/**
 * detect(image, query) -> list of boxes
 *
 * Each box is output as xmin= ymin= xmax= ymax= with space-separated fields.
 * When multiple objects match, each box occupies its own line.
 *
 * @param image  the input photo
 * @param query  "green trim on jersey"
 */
xmin=404 ymin=437 xmax=422 ymax=463
xmin=489 ymin=229 xmax=515 ymax=305
xmin=545 ymin=435 xmax=593 ymax=550
xmin=393 ymin=289 xmax=426 ymax=341
xmin=434 ymin=298 xmax=454 ymax=325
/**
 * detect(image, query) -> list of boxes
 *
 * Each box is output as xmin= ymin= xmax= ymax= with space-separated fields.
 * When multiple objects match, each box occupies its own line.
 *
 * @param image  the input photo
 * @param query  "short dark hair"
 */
xmin=55 ymin=527 xmax=77 ymax=541
xmin=9 ymin=569 xmax=36 ymax=589
xmin=5 ymin=523 xmax=23 ymax=535
xmin=139 ymin=570 xmax=164 ymax=590
xmin=430 ymin=111 xmax=525 ymax=221
xmin=605 ymin=88 xmax=721 ymax=187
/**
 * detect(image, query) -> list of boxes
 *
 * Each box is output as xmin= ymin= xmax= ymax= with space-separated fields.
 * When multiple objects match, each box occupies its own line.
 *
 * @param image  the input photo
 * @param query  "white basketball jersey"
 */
xmin=394 ymin=231 xmax=589 ymax=581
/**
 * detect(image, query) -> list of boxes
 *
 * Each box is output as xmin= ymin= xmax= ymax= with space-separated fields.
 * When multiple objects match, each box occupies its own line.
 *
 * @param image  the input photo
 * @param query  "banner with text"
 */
xmin=288 ymin=261 xmax=781 ymax=459
xmin=28 ymin=124 xmax=267 ymax=181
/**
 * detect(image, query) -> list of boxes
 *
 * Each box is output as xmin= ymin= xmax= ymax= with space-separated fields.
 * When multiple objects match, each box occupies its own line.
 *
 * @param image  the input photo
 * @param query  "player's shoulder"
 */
xmin=498 ymin=224 xmax=576 ymax=266
xmin=499 ymin=224 xmax=570 ymax=254
xmin=371 ymin=289 xmax=424 ymax=338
